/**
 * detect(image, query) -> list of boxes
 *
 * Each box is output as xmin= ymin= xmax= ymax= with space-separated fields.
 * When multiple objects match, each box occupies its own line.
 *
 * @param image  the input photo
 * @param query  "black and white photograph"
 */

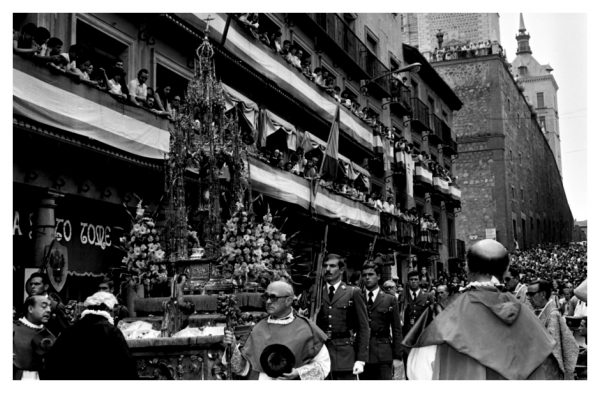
xmin=10 ymin=5 xmax=591 ymax=383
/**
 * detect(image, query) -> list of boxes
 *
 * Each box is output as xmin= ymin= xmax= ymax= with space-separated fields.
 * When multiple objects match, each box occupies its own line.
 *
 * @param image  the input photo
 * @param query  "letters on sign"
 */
xmin=13 ymin=211 xmax=112 ymax=249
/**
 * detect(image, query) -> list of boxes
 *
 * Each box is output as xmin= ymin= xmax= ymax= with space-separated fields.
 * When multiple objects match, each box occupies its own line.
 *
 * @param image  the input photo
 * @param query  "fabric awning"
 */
xmin=303 ymin=131 xmax=370 ymax=177
xmin=13 ymin=68 xmax=169 ymax=159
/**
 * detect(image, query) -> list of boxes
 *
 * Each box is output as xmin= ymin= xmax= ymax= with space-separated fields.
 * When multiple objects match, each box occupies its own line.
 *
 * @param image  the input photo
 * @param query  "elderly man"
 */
xmin=223 ymin=280 xmax=330 ymax=379
xmin=13 ymin=296 xmax=55 ymax=379
xmin=434 ymin=284 xmax=452 ymax=314
xmin=25 ymin=272 xmax=70 ymax=337
xmin=407 ymin=239 xmax=561 ymax=379
xmin=360 ymin=263 xmax=403 ymax=380
xmin=316 ymin=253 xmax=370 ymax=379
xmin=43 ymin=291 xmax=137 ymax=379
xmin=527 ymin=279 xmax=579 ymax=379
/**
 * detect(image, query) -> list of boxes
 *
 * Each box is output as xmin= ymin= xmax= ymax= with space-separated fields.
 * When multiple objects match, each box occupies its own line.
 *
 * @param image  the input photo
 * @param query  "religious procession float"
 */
xmin=115 ymin=34 xmax=296 ymax=380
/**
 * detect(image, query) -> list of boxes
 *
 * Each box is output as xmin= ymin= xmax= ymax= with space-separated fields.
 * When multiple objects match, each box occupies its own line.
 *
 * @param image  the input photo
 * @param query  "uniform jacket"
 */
xmin=13 ymin=320 xmax=55 ymax=379
xmin=403 ymin=288 xmax=430 ymax=336
xmin=316 ymin=282 xmax=370 ymax=372
xmin=363 ymin=288 xmax=403 ymax=364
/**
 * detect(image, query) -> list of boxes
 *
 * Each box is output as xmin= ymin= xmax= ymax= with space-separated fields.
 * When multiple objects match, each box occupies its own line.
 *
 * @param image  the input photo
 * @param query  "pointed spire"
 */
xmin=519 ymin=12 xmax=526 ymax=32
xmin=515 ymin=13 xmax=532 ymax=55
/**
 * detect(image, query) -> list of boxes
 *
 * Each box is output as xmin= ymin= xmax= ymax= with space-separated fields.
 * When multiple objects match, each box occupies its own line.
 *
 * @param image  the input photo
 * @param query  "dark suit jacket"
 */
xmin=402 ymin=289 xmax=430 ymax=336
xmin=363 ymin=288 xmax=403 ymax=364
xmin=316 ymin=282 xmax=370 ymax=372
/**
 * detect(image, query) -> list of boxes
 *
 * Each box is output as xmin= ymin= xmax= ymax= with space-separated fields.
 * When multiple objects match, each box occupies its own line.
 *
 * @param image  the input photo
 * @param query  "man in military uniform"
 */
xmin=360 ymin=262 xmax=403 ymax=379
xmin=316 ymin=254 xmax=370 ymax=379
xmin=402 ymin=270 xmax=430 ymax=336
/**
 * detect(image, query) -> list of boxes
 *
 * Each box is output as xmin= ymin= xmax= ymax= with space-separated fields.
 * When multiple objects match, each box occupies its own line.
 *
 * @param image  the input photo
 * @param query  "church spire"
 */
xmin=516 ymin=13 xmax=532 ymax=55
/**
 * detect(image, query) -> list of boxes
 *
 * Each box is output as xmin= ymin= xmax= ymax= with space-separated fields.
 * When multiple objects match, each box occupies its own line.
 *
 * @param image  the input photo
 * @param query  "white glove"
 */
xmin=352 ymin=361 xmax=364 ymax=375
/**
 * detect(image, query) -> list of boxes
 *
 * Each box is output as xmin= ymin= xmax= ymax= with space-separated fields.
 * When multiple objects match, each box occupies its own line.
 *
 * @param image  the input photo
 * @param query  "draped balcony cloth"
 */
xmin=450 ymin=185 xmax=462 ymax=200
xmin=248 ymin=157 xmax=380 ymax=233
xmin=415 ymin=165 xmax=433 ymax=184
xmin=433 ymin=177 xmax=450 ymax=194
xmin=196 ymin=13 xmax=375 ymax=150
xmin=222 ymin=83 xmax=259 ymax=132
xmin=263 ymin=109 xmax=297 ymax=151
xmin=13 ymin=68 xmax=170 ymax=160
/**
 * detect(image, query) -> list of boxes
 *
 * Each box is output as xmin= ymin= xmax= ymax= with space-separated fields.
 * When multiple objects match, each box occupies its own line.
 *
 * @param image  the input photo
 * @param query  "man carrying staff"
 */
xmin=315 ymin=253 xmax=370 ymax=379
xmin=223 ymin=280 xmax=330 ymax=380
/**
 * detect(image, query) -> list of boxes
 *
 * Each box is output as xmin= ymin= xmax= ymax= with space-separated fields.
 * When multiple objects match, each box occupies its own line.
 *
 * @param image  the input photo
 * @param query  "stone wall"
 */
xmin=433 ymin=56 xmax=572 ymax=251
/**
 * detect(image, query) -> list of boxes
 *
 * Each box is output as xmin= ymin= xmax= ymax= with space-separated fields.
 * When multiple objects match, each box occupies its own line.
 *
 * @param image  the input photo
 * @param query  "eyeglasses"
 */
xmin=261 ymin=293 xmax=289 ymax=302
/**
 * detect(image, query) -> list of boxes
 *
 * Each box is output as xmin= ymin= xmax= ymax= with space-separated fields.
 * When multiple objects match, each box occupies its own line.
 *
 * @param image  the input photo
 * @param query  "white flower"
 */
xmin=280 ymin=233 xmax=286 ymax=242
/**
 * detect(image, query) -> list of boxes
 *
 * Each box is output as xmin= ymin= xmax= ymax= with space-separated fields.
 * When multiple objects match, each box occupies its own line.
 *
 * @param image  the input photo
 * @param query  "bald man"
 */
xmin=407 ymin=239 xmax=562 ymax=379
xmin=223 ymin=281 xmax=330 ymax=379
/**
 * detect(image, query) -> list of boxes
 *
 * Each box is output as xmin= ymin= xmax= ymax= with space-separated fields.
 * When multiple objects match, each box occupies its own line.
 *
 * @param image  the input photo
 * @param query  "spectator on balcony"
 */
xmin=258 ymin=29 xmax=270 ymax=47
xmin=341 ymin=90 xmax=352 ymax=109
xmin=154 ymin=85 xmax=172 ymax=113
xmin=100 ymin=66 xmax=127 ymax=100
xmin=332 ymin=86 xmax=342 ymax=103
xmin=313 ymin=67 xmax=324 ymax=86
xmin=269 ymin=30 xmax=282 ymax=53
xmin=280 ymin=40 xmax=291 ymax=58
xmin=301 ymin=59 xmax=314 ymax=80
xmin=13 ymin=22 xmax=39 ymax=55
xmin=170 ymin=95 xmax=182 ymax=118
xmin=71 ymin=58 xmax=98 ymax=85
xmin=304 ymin=157 xmax=318 ymax=179
xmin=128 ymin=68 xmax=149 ymax=107
xmin=292 ymin=48 xmax=304 ymax=70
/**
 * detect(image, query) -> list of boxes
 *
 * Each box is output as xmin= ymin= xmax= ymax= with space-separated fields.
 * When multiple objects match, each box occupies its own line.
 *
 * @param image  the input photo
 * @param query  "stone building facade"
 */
xmin=432 ymin=54 xmax=572 ymax=251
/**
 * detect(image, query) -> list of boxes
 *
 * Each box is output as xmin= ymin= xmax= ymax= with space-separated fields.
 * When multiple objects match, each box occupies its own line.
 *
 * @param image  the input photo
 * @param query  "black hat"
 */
xmin=259 ymin=344 xmax=296 ymax=378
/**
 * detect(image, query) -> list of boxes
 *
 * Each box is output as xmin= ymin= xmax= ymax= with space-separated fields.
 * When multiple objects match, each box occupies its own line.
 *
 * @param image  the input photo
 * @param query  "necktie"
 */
xmin=412 ymin=291 xmax=417 ymax=301
xmin=368 ymin=291 xmax=374 ymax=306
xmin=328 ymin=286 xmax=335 ymax=301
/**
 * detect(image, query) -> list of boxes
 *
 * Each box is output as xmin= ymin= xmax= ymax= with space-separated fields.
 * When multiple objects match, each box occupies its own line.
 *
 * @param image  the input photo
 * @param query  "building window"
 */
xmin=509 ymin=149 xmax=513 ymax=161
xmin=507 ymin=97 xmax=511 ymax=111
xmin=539 ymin=116 xmax=546 ymax=131
xmin=75 ymin=16 xmax=132 ymax=82
xmin=411 ymin=80 xmax=419 ymax=98
xmin=521 ymin=188 xmax=524 ymax=202
xmin=511 ymin=186 xmax=515 ymax=199
xmin=536 ymin=92 xmax=545 ymax=108
xmin=155 ymin=62 xmax=191 ymax=103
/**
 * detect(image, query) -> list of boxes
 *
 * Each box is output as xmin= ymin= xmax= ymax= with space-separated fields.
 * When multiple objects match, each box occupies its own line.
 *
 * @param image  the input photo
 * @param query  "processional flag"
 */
xmin=318 ymin=105 xmax=340 ymax=182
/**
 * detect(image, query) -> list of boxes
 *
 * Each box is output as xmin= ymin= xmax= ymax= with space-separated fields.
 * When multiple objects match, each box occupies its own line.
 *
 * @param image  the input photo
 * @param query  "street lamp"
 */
xmin=360 ymin=62 xmax=421 ymax=94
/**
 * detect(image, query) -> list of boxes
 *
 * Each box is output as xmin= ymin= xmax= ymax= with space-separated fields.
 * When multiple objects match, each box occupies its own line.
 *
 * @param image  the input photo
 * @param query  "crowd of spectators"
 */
xmin=14 ymin=21 xmax=183 ymax=121
xmin=233 ymin=13 xmax=391 ymax=140
xmin=430 ymin=40 xmax=500 ymax=62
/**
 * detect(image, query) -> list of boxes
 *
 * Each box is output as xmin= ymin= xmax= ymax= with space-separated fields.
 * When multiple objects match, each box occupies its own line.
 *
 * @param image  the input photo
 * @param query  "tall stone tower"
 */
xmin=402 ymin=13 xmax=500 ymax=57
xmin=510 ymin=13 xmax=562 ymax=175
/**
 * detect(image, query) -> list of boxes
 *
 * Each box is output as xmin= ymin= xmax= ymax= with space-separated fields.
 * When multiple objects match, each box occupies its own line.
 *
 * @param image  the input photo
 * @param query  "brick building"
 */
xmin=431 ymin=50 xmax=572 ymax=251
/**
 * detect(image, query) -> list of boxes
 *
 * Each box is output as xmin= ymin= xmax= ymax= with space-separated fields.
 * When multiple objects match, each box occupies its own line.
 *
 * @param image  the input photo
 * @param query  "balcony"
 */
xmin=428 ymin=113 xmax=444 ymax=145
xmin=380 ymin=212 xmax=420 ymax=246
xmin=295 ymin=13 xmax=390 ymax=96
xmin=441 ymin=120 xmax=457 ymax=155
xmin=448 ymin=239 xmax=466 ymax=260
xmin=410 ymin=97 xmax=430 ymax=132
xmin=389 ymin=84 xmax=412 ymax=117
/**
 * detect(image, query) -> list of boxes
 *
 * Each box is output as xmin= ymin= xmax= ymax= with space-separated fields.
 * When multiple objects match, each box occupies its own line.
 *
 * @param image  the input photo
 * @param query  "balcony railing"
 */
xmin=429 ymin=113 xmax=444 ymax=145
xmin=303 ymin=13 xmax=390 ymax=95
xmin=380 ymin=212 xmax=420 ymax=245
xmin=449 ymin=239 xmax=466 ymax=260
xmin=410 ymin=97 xmax=430 ymax=132
xmin=389 ymin=84 xmax=412 ymax=117
xmin=441 ymin=119 xmax=457 ymax=155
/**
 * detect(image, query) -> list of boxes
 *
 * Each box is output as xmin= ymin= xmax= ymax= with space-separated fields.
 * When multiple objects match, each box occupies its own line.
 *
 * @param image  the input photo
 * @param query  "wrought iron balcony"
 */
xmin=410 ymin=97 xmax=430 ymax=132
xmin=296 ymin=13 xmax=390 ymax=96
xmin=441 ymin=119 xmax=457 ymax=155
xmin=389 ymin=83 xmax=412 ymax=117
xmin=428 ymin=113 xmax=444 ymax=145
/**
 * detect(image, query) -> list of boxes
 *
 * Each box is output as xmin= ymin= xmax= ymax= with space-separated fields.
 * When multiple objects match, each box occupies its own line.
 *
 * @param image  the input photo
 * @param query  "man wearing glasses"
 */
xmin=316 ymin=254 xmax=370 ymax=379
xmin=360 ymin=263 xmax=403 ymax=380
xmin=222 ymin=280 xmax=330 ymax=380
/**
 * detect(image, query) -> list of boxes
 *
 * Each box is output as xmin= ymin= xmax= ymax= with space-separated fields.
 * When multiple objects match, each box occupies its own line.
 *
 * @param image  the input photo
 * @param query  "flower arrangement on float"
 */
xmin=120 ymin=201 xmax=168 ymax=293
xmin=218 ymin=202 xmax=293 ymax=288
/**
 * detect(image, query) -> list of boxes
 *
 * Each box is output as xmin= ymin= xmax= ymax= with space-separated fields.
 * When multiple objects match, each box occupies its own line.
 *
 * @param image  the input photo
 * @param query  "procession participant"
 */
xmin=25 ymin=272 xmax=70 ymax=337
xmin=433 ymin=284 xmax=452 ymax=315
xmin=222 ymin=280 xmax=330 ymax=380
xmin=527 ymin=279 xmax=578 ymax=379
xmin=13 ymin=296 xmax=55 ymax=379
xmin=43 ymin=291 xmax=137 ymax=379
xmin=360 ymin=263 xmax=403 ymax=380
xmin=402 ymin=270 xmax=430 ymax=337
xmin=407 ymin=239 xmax=561 ymax=380
xmin=505 ymin=266 xmax=528 ymax=303
xmin=316 ymin=253 xmax=370 ymax=379
xmin=97 ymin=277 xmax=129 ymax=326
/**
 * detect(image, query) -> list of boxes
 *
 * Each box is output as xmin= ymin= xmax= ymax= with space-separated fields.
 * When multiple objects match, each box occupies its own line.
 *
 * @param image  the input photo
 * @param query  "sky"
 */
xmin=498 ymin=13 xmax=588 ymax=222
